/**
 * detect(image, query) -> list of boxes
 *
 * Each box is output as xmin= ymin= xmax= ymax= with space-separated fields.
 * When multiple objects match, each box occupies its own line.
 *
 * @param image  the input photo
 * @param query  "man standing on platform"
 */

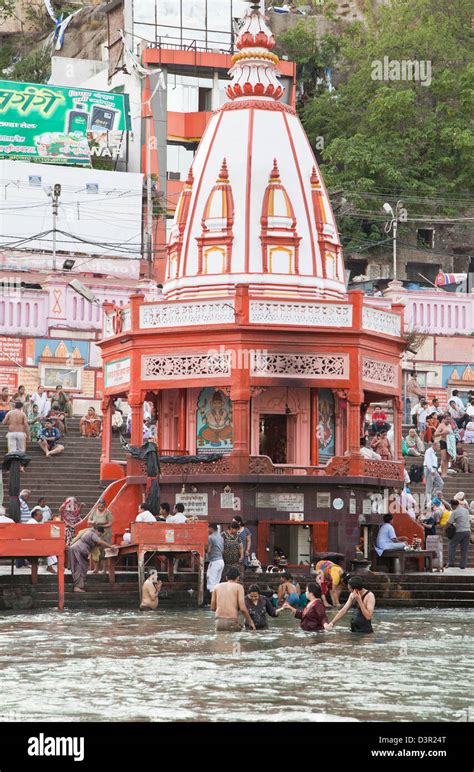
xmin=206 ymin=524 xmax=224 ymax=593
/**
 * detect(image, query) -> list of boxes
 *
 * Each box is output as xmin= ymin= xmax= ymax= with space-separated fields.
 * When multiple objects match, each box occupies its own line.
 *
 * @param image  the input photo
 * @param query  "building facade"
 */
xmin=98 ymin=2 xmax=409 ymax=565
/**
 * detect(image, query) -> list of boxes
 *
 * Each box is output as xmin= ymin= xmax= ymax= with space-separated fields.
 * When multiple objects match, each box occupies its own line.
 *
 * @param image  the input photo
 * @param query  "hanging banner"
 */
xmin=0 ymin=79 xmax=131 ymax=166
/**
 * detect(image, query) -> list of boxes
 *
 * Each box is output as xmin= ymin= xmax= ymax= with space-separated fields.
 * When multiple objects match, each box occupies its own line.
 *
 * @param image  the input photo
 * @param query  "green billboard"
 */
xmin=0 ymin=80 xmax=131 ymax=166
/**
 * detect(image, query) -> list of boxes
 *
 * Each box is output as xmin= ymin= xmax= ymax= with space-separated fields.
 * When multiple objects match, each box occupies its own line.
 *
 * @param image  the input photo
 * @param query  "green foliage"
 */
xmin=276 ymin=19 xmax=340 ymax=103
xmin=293 ymin=0 xmax=473 ymax=255
xmin=0 ymin=40 xmax=15 ymax=72
xmin=0 ymin=0 xmax=15 ymax=19
xmin=8 ymin=48 xmax=51 ymax=84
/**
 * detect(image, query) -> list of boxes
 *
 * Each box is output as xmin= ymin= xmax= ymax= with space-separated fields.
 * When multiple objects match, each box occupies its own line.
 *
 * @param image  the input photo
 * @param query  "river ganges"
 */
xmin=0 ymin=608 xmax=472 ymax=722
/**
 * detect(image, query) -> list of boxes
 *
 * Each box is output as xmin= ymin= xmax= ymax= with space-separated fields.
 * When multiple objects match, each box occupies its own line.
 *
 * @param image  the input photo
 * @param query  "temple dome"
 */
xmin=164 ymin=1 xmax=345 ymax=301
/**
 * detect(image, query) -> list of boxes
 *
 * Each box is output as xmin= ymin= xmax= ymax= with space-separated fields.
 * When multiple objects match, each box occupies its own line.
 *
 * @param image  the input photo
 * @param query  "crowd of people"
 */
xmin=209 ymin=567 xmax=375 ymax=634
xmin=0 ymin=383 xmax=104 ymax=455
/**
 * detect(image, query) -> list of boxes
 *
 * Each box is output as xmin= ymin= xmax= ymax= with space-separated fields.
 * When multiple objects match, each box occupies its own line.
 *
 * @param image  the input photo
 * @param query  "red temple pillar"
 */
xmin=348 ymin=393 xmax=363 ymax=454
xmin=392 ymin=396 xmax=402 ymax=461
xmin=127 ymin=392 xmax=144 ymax=476
xmin=156 ymin=390 xmax=162 ymax=451
xmin=231 ymin=375 xmax=251 ymax=473
xmin=100 ymin=397 xmax=113 ymax=464
xmin=177 ymin=388 xmax=187 ymax=453
xmin=129 ymin=392 xmax=143 ymax=446
xmin=310 ymin=388 xmax=318 ymax=465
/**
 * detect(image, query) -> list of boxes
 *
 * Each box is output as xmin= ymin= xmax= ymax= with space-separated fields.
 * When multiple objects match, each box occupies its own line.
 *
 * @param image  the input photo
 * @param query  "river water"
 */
xmin=0 ymin=608 xmax=472 ymax=722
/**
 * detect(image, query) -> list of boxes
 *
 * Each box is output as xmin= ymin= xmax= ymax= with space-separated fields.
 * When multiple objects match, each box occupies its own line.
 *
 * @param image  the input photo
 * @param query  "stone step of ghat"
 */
xmin=1 ymin=571 xmax=473 ymax=610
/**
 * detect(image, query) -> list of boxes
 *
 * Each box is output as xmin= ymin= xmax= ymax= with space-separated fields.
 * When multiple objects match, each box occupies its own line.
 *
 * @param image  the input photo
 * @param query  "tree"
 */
xmin=0 ymin=0 xmax=15 ymax=19
xmin=9 ymin=49 xmax=51 ymax=83
xmin=299 ymin=0 xmax=473 ymax=256
xmin=276 ymin=19 xmax=340 ymax=103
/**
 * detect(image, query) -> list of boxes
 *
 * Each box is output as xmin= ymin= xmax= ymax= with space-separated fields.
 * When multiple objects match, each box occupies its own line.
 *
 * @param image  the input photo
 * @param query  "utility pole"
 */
xmin=146 ymin=113 xmax=153 ymax=278
xmin=52 ymin=183 xmax=61 ymax=272
xmin=383 ymin=200 xmax=404 ymax=280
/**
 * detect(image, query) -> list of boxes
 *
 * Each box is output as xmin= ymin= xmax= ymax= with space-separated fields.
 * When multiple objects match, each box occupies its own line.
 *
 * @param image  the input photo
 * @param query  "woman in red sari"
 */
xmin=284 ymin=583 xmax=331 ymax=632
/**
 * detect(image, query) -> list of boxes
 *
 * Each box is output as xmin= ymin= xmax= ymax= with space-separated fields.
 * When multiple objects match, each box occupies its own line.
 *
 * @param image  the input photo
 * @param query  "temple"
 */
xmin=98 ymin=0 xmax=411 ymax=566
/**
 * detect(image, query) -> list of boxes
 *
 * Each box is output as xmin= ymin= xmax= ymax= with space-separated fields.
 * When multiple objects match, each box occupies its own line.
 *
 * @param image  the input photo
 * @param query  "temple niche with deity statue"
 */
xmin=98 ymin=0 xmax=416 ymax=566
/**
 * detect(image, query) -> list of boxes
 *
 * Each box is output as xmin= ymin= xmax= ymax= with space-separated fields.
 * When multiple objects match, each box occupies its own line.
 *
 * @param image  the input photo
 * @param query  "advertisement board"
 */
xmin=0 ymin=80 xmax=130 ymax=165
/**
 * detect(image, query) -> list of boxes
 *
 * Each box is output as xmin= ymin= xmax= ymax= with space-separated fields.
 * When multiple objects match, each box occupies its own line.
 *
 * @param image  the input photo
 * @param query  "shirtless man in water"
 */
xmin=211 ymin=567 xmax=256 ymax=631
xmin=2 ymin=400 xmax=30 ymax=453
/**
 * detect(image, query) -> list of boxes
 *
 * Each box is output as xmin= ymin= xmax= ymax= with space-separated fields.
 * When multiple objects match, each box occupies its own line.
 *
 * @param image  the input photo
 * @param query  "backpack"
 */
xmin=409 ymin=464 xmax=423 ymax=483
xmin=222 ymin=532 xmax=241 ymax=565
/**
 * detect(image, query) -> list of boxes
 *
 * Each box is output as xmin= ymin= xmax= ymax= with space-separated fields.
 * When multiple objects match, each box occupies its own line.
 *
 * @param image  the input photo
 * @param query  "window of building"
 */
xmin=133 ymin=0 xmax=248 ymax=50
xmin=167 ymin=143 xmax=196 ymax=180
xmin=198 ymin=86 xmax=212 ymax=111
xmin=406 ymin=261 xmax=440 ymax=284
xmin=417 ymin=228 xmax=434 ymax=248
xmin=167 ymin=73 xmax=214 ymax=112
xmin=346 ymin=259 xmax=368 ymax=279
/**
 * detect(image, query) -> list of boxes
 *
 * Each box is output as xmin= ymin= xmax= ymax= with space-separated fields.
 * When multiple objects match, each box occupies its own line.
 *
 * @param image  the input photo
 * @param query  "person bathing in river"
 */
xmin=211 ymin=567 xmax=256 ymax=632
xmin=140 ymin=570 xmax=162 ymax=611
xmin=244 ymin=584 xmax=284 ymax=630
xmin=284 ymin=583 xmax=331 ymax=632
xmin=326 ymin=576 xmax=375 ymax=634
xmin=277 ymin=572 xmax=301 ymax=608
xmin=315 ymin=560 xmax=347 ymax=607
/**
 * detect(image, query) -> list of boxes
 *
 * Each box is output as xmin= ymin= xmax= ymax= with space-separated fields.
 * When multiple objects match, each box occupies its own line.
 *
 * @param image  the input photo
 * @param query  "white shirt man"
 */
xmin=166 ymin=512 xmax=187 ymax=524
xmin=424 ymin=446 xmax=444 ymax=499
xmin=0 ymin=506 xmax=13 ymax=523
xmin=401 ymin=488 xmax=417 ymax=520
xmin=136 ymin=506 xmax=156 ymax=522
xmin=31 ymin=388 xmax=51 ymax=418
xmin=466 ymin=403 xmax=474 ymax=418
xmin=418 ymin=406 xmax=428 ymax=425
xmin=449 ymin=393 xmax=465 ymax=411
xmin=411 ymin=402 xmax=423 ymax=423
xmin=36 ymin=501 xmax=52 ymax=522
xmin=27 ymin=511 xmax=57 ymax=570
xmin=424 ymin=446 xmax=439 ymax=472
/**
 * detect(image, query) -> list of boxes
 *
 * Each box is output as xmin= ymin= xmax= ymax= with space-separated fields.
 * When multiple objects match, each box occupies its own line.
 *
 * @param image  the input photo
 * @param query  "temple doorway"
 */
xmin=259 ymin=414 xmax=288 ymax=463
xmin=270 ymin=524 xmax=312 ymax=566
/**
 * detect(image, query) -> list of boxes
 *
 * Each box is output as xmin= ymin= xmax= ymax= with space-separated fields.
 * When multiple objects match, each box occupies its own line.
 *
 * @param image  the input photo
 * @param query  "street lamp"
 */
xmin=383 ymin=200 xmax=404 ymax=280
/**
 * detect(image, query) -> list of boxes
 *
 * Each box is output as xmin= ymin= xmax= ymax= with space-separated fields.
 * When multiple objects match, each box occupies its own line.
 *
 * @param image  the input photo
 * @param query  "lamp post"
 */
xmin=383 ymin=200 xmax=404 ymax=280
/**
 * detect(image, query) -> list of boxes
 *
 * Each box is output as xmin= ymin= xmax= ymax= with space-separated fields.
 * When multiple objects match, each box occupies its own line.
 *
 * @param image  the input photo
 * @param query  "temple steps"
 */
xmin=1 ymin=571 xmax=473 ymax=610
xmin=0 ymin=420 xmax=119 ymax=513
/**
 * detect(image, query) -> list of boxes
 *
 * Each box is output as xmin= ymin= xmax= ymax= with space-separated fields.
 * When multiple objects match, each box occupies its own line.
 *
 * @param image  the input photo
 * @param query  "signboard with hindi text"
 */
xmin=0 ymin=80 xmax=130 ymax=166
xmin=105 ymin=357 xmax=131 ymax=388
xmin=256 ymin=493 xmax=305 ymax=512
xmin=175 ymin=493 xmax=208 ymax=518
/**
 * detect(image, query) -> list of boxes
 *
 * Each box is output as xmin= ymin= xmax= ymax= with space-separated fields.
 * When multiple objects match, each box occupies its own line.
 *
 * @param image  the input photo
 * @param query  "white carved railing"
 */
xmin=403 ymin=292 xmax=474 ymax=335
xmin=141 ymin=352 xmax=232 ymax=380
xmin=249 ymin=300 xmax=353 ymax=327
xmin=362 ymin=305 xmax=401 ymax=337
xmin=140 ymin=300 xmax=235 ymax=328
xmin=0 ymin=293 xmax=48 ymax=336
xmin=250 ymin=352 xmax=349 ymax=378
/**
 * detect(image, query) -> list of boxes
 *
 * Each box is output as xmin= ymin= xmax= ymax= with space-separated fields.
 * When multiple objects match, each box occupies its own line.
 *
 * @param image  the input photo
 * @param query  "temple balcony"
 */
xmin=102 ymin=286 xmax=403 ymax=339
